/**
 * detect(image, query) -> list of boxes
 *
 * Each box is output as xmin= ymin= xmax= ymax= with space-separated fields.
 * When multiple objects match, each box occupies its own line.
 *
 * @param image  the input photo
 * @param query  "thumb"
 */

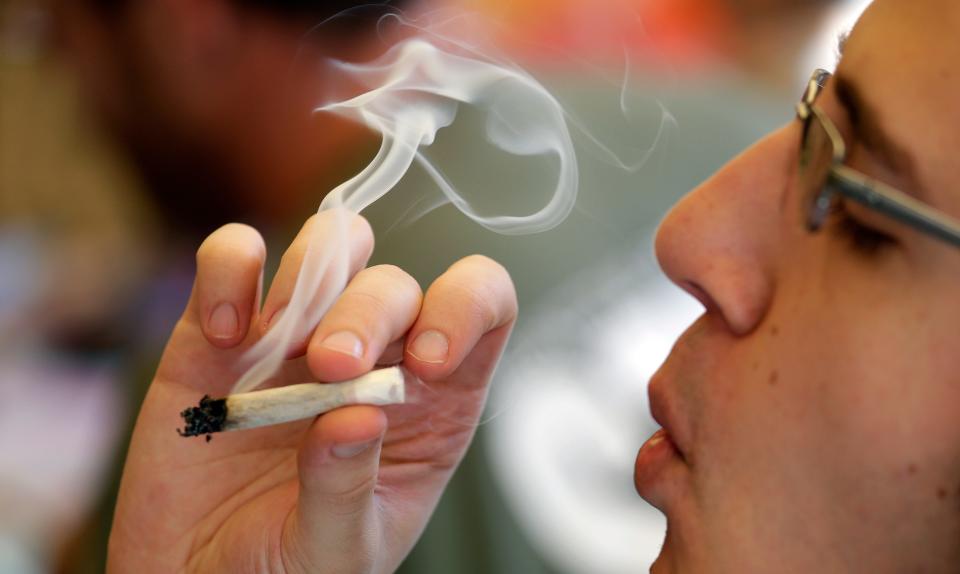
xmin=286 ymin=405 xmax=388 ymax=573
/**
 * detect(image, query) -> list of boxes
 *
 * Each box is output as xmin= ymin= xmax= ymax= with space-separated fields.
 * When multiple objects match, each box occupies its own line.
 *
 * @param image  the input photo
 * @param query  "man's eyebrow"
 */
xmin=831 ymin=74 xmax=922 ymax=195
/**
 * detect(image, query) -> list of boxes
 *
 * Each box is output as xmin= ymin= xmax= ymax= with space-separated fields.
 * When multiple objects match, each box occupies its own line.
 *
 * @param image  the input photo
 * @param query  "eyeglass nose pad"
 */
xmin=806 ymin=187 xmax=836 ymax=231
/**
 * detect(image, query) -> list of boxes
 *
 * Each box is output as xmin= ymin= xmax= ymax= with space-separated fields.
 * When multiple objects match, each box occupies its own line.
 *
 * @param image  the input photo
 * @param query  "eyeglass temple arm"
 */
xmin=830 ymin=166 xmax=960 ymax=248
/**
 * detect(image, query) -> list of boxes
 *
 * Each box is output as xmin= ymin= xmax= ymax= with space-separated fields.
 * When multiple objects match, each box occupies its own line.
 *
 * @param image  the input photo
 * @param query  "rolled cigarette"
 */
xmin=177 ymin=366 xmax=406 ymax=441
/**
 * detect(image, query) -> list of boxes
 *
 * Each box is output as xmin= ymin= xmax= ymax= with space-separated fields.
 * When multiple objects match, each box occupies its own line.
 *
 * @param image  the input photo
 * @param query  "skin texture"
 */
xmin=109 ymin=211 xmax=518 ymax=572
xmin=643 ymin=0 xmax=960 ymax=572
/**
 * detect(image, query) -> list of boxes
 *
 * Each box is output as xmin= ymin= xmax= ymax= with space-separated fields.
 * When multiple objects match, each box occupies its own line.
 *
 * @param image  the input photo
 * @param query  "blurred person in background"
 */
xmin=1 ymin=2 xmax=156 ymax=571
xmin=50 ymin=0 xmax=407 ymax=239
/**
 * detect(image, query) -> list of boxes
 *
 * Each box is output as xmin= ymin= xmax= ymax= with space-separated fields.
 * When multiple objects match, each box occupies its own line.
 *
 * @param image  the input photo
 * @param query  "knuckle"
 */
xmin=316 ymin=474 xmax=378 ymax=517
xmin=444 ymin=255 xmax=517 ymax=323
xmin=459 ymin=255 xmax=515 ymax=292
xmin=277 ymin=518 xmax=376 ymax=574
xmin=459 ymin=253 xmax=502 ymax=274
xmin=363 ymin=264 xmax=422 ymax=297
xmin=278 ymin=241 xmax=306 ymax=269
xmin=316 ymin=208 xmax=370 ymax=234
xmin=341 ymin=289 xmax=391 ymax=325
xmin=281 ymin=231 xmax=315 ymax=267
xmin=297 ymin=214 xmax=320 ymax=235
xmin=438 ymin=279 xmax=501 ymax=332
xmin=349 ymin=212 xmax=374 ymax=241
xmin=279 ymin=214 xmax=321 ymax=265
xmin=461 ymin=253 xmax=497 ymax=266
xmin=282 ymin=213 xmax=373 ymax=269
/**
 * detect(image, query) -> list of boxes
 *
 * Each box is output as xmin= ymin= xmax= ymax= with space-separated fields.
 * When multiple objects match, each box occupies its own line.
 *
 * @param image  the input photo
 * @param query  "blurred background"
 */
xmin=0 ymin=0 xmax=870 ymax=571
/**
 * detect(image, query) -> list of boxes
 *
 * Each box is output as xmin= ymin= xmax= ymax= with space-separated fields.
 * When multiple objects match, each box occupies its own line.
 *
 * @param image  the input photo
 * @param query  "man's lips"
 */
xmin=647 ymin=373 xmax=690 ymax=463
xmin=634 ymin=426 xmax=685 ymax=503
xmin=634 ymin=371 xmax=694 ymax=505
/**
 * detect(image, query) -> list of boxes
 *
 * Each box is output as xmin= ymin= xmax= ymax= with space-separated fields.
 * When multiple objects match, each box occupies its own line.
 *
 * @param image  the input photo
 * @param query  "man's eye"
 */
xmin=834 ymin=203 xmax=897 ymax=255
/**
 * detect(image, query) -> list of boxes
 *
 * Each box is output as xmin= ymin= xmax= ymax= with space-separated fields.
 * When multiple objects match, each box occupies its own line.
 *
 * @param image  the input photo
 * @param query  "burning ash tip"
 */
xmin=177 ymin=394 xmax=228 ymax=441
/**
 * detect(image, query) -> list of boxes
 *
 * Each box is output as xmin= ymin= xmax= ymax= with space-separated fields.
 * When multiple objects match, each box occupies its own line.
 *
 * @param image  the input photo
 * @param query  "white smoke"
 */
xmin=230 ymin=36 xmax=578 ymax=394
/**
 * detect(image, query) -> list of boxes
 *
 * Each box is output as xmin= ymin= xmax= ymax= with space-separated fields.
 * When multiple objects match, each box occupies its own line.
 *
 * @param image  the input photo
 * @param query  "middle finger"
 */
xmin=260 ymin=210 xmax=375 ymax=354
xmin=307 ymin=264 xmax=423 ymax=382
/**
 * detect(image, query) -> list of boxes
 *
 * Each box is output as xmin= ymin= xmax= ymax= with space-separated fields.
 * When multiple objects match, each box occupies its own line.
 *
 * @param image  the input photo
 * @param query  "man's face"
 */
xmin=51 ymin=0 xmax=395 ymax=231
xmin=642 ymin=0 xmax=960 ymax=571
xmin=50 ymin=0 xmax=258 ymax=229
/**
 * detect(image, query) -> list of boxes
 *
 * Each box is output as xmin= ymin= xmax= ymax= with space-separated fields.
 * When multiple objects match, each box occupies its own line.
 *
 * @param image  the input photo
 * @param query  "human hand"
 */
xmin=108 ymin=211 xmax=517 ymax=573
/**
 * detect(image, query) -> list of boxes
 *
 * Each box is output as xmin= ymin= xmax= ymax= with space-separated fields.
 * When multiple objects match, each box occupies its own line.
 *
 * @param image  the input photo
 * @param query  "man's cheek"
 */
xmin=694 ymin=331 xmax=815 ymax=474
xmin=690 ymin=346 xmax=775 ymax=471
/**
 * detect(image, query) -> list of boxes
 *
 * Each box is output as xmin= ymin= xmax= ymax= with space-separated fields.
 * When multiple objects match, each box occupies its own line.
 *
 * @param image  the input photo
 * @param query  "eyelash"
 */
xmin=832 ymin=200 xmax=897 ymax=255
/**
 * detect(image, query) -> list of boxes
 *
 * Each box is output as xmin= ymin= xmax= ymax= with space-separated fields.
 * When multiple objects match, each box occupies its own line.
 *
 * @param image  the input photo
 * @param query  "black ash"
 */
xmin=177 ymin=395 xmax=228 ymax=441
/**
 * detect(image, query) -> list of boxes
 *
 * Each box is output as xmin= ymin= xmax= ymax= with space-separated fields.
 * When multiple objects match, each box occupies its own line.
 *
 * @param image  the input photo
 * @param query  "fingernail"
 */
xmin=409 ymin=330 xmax=448 ymax=364
xmin=265 ymin=305 xmax=286 ymax=331
xmin=321 ymin=331 xmax=364 ymax=359
xmin=332 ymin=439 xmax=377 ymax=459
xmin=208 ymin=302 xmax=239 ymax=340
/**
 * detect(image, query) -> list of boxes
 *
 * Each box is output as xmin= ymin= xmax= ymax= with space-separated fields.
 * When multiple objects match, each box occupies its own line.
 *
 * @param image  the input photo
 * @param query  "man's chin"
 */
xmin=650 ymin=528 xmax=676 ymax=573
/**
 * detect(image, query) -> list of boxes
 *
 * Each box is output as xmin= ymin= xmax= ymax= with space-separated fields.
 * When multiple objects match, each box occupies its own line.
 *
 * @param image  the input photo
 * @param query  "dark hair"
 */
xmin=234 ymin=0 xmax=407 ymax=18
xmin=92 ymin=0 xmax=409 ymax=24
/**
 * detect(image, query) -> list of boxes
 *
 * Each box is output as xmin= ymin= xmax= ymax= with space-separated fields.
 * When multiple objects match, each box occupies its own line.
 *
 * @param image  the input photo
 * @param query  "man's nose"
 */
xmin=654 ymin=123 xmax=799 ymax=335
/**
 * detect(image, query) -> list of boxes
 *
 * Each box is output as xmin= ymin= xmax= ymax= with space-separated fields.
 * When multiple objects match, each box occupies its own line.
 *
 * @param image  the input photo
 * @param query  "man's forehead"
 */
xmin=842 ymin=0 xmax=958 ymax=63
xmin=839 ymin=0 xmax=960 ymax=109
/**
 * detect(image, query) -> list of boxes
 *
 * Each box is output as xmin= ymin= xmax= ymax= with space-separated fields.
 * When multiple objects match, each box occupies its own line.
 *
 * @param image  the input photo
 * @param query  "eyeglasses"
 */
xmin=796 ymin=69 xmax=960 ymax=248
